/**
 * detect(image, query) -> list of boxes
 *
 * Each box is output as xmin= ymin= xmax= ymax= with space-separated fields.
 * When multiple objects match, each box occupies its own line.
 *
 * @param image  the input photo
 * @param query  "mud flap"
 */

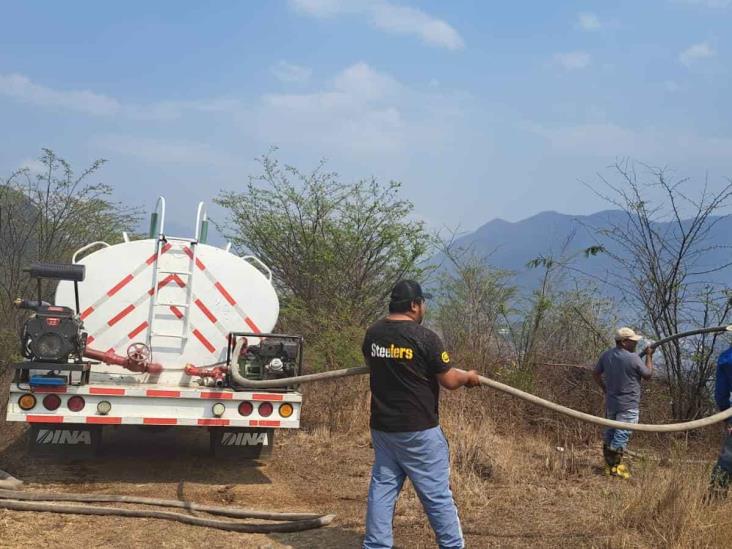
xmin=29 ymin=424 xmax=102 ymax=457
xmin=209 ymin=427 xmax=274 ymax=459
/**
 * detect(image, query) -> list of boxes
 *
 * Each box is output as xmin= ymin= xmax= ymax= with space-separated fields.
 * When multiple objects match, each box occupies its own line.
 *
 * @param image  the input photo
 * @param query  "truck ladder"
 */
xmin=147 ymin=235 xmax=197 ymax=345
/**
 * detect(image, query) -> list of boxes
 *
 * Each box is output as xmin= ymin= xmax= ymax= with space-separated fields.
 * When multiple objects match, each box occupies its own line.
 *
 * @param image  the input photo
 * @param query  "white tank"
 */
xmin=55 ymin=238 xmax=279 ymax=386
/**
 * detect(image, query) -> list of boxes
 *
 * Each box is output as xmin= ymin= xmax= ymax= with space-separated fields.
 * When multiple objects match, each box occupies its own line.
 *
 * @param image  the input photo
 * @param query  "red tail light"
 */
xmin=42 ymin=394 xmax=61 ymax=411
xmin=67 ymin=395 xmax=85 ymax=412
xmin=258 ymin=402 xmax=273 ymax=417
xmin=238 ymin=401 xmax=253 ymax=416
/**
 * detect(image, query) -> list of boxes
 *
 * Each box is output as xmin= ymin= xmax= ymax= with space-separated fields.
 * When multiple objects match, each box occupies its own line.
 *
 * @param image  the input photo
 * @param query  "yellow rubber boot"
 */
xmin=615 ymin=463 xmax=631 ymax=479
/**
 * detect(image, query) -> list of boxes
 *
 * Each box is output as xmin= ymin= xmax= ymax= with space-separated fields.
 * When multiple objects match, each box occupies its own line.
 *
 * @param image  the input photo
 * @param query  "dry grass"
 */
xmin=299 ymin=375 xmax=371 ymax=436
xmin=299 ymin=373 xmax=731 ymax=548
xmin=446 ymin=389 xmax=732 ymax=549
xmin=604 ymin=459 xmax=732 ymax=549
xmin=1 ymin=364 xmax=730 ymax=547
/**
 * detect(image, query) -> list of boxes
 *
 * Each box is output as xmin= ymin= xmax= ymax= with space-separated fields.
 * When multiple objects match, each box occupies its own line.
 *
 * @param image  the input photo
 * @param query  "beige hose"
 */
xmin=228 ymin=325 xmax=732 ymax=432
xmin=230 ymin=362 xmax=732 ymax=431
xmin=474 ymin=372 xmax=732 ymax=432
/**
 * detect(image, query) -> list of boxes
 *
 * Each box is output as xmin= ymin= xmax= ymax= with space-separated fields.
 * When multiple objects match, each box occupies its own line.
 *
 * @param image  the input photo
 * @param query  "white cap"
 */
xmin=614 ymin=327 xmax=642 ymax=342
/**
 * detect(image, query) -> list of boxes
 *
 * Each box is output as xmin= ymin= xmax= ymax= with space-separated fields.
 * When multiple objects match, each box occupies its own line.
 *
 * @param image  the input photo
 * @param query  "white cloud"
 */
xmin=270 ymin=61 xmax=312 ymax=83
xmin=531 ymin=122 xmax=732 ymax=161
xmin=679 ymin=41 xmax=716 ymax=66
xmin=79 ymin=62 xmax=463 ymax=165
xmin=531 ymin=123 xmax=643 ymax=154
xmin=290 ymin=0 xmax=465 ymax=50
xmin=664 ymin=80 xmax=681 ymax=92
xmin=0 ymin=73 xmax=121 ymax=116
xmin=290 ymin=0 xmax=348 ymax=16
xmin=552 ymin=51 xmax=592 ymax=70
xmin=18 ymin=158 xmax=46 ymax=174
xmin=257 ymin=63 xmax=404 ymax=155
xmin=577 ymin=12 xmax=602 ymax=31
xmin=369 ymin=3 xmax=464 ymax=50
xmin=4 ymin=63 xmax=467 ymax=171
xmin=254 ymin=62 xmax=464 ymax=157
xmin=127 ymin=98 xmax=245 ymax=121
xmin=95 ymin=135 xmax=239 ymax=167
xmin=672 ymin=0 xmax=731 ymax=7
xmin=0 ymin=72 xmax=246 ymax=122
xmin=333 ymin=61 xmax=401 ymax=99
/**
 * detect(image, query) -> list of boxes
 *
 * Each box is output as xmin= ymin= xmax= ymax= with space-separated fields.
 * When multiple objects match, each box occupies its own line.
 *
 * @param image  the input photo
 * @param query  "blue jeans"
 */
xmin=711 ymin=426 xmax=732 ymax=487
xmin=363 ymin=426 xmax=463 ymax=549
xmin=603 ymin=409 xmax=639 ymax=451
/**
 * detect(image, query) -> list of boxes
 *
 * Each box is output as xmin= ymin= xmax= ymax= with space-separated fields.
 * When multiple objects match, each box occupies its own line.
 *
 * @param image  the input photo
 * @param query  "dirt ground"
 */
xmin=0 ymin=424 xmax=363 ymax=549
xmin=0 ymin=419 xmax=728 ymax=549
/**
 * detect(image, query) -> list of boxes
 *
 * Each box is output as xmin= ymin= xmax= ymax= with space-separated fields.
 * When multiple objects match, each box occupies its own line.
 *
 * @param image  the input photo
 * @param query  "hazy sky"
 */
xmin=1 ymin=0 xmax=731 ymax=235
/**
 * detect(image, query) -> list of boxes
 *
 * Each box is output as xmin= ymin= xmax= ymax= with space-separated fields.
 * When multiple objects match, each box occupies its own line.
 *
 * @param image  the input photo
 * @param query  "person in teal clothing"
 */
xmin=710 ymin=346 xmax=732 ymax=498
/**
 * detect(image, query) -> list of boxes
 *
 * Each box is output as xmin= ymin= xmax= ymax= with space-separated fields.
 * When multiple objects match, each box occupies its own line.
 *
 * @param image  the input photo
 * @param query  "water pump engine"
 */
xmin=238 ymin=338 xmax=300 ymax=381
xmin=20 ymin=304 xmax=86 ymax=363
xmin=16 ymin=263 xmax=88 ymax=365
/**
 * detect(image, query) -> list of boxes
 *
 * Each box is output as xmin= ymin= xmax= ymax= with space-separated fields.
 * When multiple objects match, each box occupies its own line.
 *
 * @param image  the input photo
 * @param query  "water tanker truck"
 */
xmin=5 ymin=197 xmax=301 ymax=457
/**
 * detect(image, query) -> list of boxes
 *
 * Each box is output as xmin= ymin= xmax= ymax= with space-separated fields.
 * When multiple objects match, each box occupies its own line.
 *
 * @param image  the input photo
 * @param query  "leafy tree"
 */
xmin=0 ymin=149 xmax=140 ymax=419
xmin=0 ymin=149 xmax=140 ymax=329
xmin=434 ymin=234 xmax=615 ymax=393
xmin=215 ymin=152 xmax=432 ymax=338
xmin=434 ymin=241 xmax=515 ymax=370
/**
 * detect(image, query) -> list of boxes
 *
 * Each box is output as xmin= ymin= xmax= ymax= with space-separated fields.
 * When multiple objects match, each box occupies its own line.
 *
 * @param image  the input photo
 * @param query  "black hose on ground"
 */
xmin=0 ymin=499 xmax=334 ymax=533
xmin=0 ymin=488 xmax=334 ymax=533
xmin=0 ymin=488 xmax=325 ymax=520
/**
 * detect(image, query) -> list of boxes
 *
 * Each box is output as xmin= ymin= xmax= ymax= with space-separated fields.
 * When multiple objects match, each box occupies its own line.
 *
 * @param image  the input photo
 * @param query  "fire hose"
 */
xmin=1 ymin=325 xmax=730 ymax=530
xmin=228 ymin=325 xmax=732 ymax=433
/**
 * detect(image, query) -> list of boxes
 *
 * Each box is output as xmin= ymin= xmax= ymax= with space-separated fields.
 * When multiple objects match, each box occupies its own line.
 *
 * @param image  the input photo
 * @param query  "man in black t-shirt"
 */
xmin=362 ymin=280 xmax=480 ymax=549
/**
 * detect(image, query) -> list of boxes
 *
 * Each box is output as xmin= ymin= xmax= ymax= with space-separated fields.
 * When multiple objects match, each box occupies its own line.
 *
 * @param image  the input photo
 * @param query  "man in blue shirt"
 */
xmin=710 ymin=347 xmax=732 ymax=498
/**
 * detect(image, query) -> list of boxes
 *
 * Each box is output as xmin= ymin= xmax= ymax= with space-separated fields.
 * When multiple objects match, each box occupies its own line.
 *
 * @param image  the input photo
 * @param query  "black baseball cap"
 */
xmin=389 ymin=280 xmax=432 ymax=304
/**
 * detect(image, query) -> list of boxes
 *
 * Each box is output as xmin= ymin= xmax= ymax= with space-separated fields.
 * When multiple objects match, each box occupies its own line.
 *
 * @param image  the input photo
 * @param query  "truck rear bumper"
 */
xmin=6 ymin=383 xmax=301 ymax=428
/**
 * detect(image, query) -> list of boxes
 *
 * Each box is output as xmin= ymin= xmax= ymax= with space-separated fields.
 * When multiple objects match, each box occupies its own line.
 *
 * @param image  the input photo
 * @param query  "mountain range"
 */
xmin=159 ymin=207 xmax=732 ymax=298
xmin=433 ymin=210 xmax=732 ymax=295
